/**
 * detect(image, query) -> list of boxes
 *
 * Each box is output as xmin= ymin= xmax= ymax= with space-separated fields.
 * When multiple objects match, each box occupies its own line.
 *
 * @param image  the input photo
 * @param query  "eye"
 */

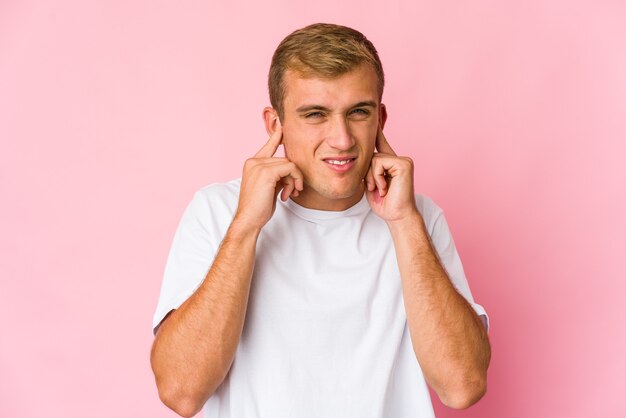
xmin=349 ymin=108 xmax=370 ymax=118
xmin=305 ymin=111 xmax=325 ymax=119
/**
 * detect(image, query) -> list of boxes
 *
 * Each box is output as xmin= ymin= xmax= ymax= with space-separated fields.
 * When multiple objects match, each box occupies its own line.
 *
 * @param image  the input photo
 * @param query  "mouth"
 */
xmin=322 ymin=157 xmax=357 ymax=172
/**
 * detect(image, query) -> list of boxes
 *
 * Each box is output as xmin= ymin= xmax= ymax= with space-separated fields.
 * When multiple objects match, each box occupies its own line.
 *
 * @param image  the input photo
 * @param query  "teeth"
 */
xmin=327 ymin=159 xmax=351 ymax=165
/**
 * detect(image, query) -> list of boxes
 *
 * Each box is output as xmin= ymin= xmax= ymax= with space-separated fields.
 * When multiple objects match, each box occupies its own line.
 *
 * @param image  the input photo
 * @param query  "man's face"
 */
xmin=280 ymin=65 xmax=384 ymax=211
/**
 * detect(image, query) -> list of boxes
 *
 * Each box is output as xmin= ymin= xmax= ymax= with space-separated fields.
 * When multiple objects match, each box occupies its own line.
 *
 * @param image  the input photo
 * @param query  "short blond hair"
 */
xmin=269 ymin=23 xmax=385 ymax=119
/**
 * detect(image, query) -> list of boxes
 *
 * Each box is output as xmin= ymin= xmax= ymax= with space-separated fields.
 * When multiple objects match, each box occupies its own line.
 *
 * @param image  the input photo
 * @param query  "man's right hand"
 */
xmin=153 ymin=124 xmax=300 ymax=416
xmin=233 ymin=119 xmax=304 ymax=231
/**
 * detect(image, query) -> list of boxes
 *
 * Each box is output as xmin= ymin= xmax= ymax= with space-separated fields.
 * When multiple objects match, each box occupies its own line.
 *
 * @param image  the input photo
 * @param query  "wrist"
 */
xmin=386 ymin=209 xmax=425 ymax=236
xmin=228 ymin=216 xmax=263 ymax=241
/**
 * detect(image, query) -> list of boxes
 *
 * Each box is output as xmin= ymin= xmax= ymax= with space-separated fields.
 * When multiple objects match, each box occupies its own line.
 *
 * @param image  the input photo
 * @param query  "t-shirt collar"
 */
xmin=281 ymin=192 xmax=370 ymax=221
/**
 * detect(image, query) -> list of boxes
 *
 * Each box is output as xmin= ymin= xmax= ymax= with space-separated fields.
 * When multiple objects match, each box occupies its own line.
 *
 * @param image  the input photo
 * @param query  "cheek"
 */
xmin=284 ymin=126 xmax=322 ymax=159
xmin=357 ymin=125 xmax=377 ymax=152
xmin=282 ymin=135 xmax=306 ymax=163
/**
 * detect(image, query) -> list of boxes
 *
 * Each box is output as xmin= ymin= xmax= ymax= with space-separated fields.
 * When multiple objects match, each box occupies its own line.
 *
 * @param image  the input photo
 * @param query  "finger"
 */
xmin=376 ymin=125 xmax=396 ymax=156
xmin=280 ymin=173 xmax=302 ymax=200
xmin=281 ymin=180 xmax=294 ymax=202
xmin=364 ymin=165 xmax=376 ymax=192
xmin=371 ymin=157 xmax=388 ymax=196
xmin=270 ymin=162 xmax=304 ymax=193
xmin=289 ymin=165 xmax=304 ymax=192
xmin=254 ymin=118 xmax=283 ymax=158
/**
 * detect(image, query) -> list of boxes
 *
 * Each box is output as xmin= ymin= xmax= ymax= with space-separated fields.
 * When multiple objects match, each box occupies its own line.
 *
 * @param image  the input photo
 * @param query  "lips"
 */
xmin=325 ymin=159 xmax=353 ymax=165
xmin=322 ymin=157 xmax=357 ymax=172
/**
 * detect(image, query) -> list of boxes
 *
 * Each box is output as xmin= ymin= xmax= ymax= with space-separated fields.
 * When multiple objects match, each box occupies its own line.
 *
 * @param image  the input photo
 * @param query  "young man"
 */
xmin=151 ymin=23 xmax=491 ymax=418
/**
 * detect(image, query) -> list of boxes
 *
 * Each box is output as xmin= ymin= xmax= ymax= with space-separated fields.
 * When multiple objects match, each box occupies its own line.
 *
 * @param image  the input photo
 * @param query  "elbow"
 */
xmin=153 ymin=365 xmax=225 ymax=416
xmin=151 ymin=343 xmax=215 ymax=417
xmin=441 ymin=336 xmax=491 ymax=409
xmin=439 ymin=376 xmax=487 ymax=410
xmin=157 ymin=384 xmax=207 ymax=418
xmin=153 ymin=365 xmax=209 ymax=418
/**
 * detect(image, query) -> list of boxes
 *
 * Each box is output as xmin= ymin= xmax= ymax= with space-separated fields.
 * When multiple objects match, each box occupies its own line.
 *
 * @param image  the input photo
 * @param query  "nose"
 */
xmin=325 ymin=116 xmax=355 ymax=150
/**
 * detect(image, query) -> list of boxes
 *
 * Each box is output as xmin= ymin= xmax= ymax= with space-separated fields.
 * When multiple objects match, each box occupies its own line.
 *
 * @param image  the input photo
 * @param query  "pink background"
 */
xmin=1 ymin=1 xmax=624 ymax=417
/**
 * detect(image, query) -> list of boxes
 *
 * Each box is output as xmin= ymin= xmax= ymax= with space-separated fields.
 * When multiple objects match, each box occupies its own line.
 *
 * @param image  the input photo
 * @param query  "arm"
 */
xmin=150 ymin=220 xmax=259 ymax=417
xmin=387 ymin=213 xmax=490 ymax=409
xmin=150 ymin=117 xmax=303 ymax=417
xmin=365 ymin=127 xmax=490 ymax=409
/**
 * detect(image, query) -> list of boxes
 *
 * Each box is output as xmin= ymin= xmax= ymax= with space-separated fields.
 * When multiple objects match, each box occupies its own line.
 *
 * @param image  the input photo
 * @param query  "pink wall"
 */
xmin=1 ymin=1 xmax=624 ymax=417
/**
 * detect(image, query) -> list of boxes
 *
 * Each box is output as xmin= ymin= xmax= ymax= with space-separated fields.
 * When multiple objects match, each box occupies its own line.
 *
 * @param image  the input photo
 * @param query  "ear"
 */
xmin=263 ymin=107 xmax=281 ymax=136
xmin=379 ymin=103 xmax=388 ymax=130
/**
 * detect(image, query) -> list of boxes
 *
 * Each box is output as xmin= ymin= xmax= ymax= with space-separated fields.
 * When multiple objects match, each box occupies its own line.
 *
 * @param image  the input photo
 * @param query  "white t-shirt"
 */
xmin=153 ymin=178 xmax=488 ymax=418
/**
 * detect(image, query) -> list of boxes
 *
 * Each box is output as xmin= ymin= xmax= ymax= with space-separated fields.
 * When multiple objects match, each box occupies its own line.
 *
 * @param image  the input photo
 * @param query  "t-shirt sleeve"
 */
xmin=420 ymin=197 xmax=490 ymax=331
xmin=152 ymin=190 xmax=226 ymax=334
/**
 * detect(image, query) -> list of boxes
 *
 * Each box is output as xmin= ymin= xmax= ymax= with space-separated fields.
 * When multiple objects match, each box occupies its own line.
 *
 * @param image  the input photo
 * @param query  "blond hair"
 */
xmin=269 ymin=23 xmax=385 ymax=119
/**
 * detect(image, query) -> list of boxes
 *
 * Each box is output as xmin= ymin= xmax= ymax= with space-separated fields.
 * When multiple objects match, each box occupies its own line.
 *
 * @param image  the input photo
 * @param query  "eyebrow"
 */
xmin=295 ymin=101 xmax=378 ymax=113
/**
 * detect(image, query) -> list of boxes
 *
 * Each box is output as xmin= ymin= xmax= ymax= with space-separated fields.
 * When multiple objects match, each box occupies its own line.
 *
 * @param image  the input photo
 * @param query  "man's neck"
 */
xmin=289 ymin=183 xmax=366 ymax=212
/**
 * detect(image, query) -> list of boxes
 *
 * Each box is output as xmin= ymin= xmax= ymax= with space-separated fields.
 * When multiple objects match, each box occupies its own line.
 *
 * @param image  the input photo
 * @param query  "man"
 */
xmin=151 ymin=23 xmax=490 ymax=418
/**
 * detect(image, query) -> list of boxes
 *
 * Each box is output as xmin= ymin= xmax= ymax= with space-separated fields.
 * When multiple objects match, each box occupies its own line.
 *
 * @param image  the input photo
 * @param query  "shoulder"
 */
xmin=414 ymin=193 xmax=444 ymax=233
xmin=184 ymin=178 xmax=241 ymax=222
xmin=194 ymin=178 xmax=241 ymax=203
xmin=195 ymin=178 xmax=241 ymax=199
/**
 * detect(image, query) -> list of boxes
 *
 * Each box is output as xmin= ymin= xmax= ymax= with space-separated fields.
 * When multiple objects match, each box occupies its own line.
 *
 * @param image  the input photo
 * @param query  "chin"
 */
xmin=318 ymin=180 xmax=364 ymax=200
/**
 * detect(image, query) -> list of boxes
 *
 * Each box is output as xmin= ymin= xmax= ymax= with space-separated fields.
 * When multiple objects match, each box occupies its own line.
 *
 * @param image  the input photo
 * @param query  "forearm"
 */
xmin=388 ymin=212 xmax=491 ymax=409
xmin=150 ymin=219 xmax=260 ymax=417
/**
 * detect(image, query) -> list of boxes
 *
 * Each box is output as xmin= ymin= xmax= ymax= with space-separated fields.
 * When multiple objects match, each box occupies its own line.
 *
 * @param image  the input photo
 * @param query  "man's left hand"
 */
xmin=365 ymin=126 xmax=418 ymax=223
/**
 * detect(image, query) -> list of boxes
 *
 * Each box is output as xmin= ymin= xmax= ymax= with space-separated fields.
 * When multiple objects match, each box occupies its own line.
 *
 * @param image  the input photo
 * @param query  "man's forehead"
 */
xmin=282 ymin=67 xmax=379 ymax=109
